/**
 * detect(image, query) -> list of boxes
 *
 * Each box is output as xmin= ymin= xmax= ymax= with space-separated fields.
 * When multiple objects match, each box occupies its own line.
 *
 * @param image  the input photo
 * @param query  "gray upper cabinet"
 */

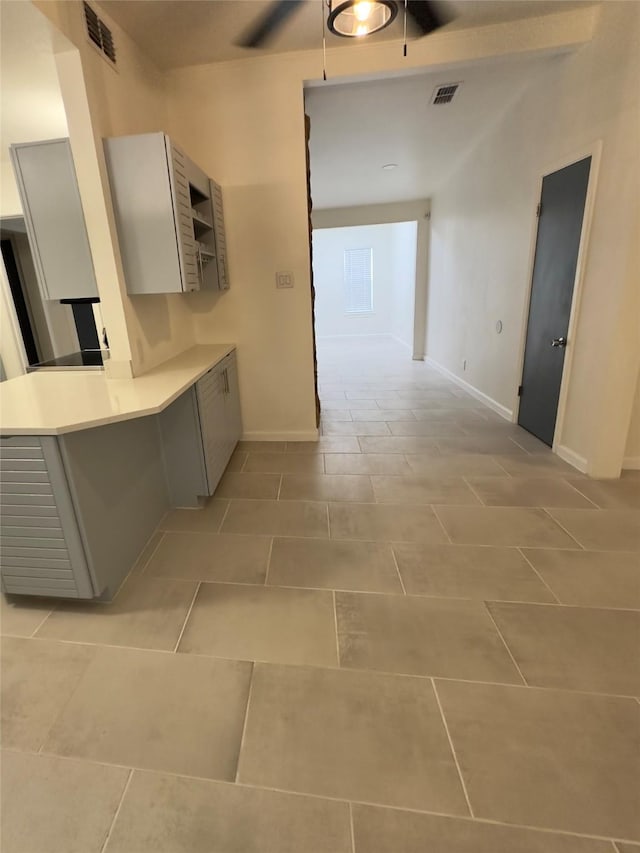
xmin=104 ymin=132 xmax=229 ymax=295
xmin=10 ymin=139 xmax=98 ymax=301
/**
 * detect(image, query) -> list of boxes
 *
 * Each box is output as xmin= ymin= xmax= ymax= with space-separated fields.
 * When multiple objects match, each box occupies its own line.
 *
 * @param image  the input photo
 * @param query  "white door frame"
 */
xmin=312 ymin=200 xmax=431 ymax=360
xmin=512 ymin=140 xmax=602 ymax=466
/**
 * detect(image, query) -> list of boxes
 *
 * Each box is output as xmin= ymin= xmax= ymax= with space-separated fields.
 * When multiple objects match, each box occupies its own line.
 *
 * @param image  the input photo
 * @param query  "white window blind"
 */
xmin=344 ymin=248 xmax=373 ymax=314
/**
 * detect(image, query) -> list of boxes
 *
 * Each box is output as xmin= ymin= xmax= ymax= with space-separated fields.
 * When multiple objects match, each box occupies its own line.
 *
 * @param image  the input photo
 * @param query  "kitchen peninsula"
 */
xmin=0 ymin=344 xmax=240 ymax=600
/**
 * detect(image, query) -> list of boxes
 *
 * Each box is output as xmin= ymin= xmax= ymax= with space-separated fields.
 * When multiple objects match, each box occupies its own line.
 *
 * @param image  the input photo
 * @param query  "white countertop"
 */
xmin=0 ymin=344 xmax=235 ymax=436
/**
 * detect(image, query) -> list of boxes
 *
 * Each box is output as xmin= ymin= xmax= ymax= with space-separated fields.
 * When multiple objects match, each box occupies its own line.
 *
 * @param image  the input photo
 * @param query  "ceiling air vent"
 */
xmin=83 ymin=2 xmax=116 ymax=65
xmin=431 ymin=83 xmax=461 ymax=105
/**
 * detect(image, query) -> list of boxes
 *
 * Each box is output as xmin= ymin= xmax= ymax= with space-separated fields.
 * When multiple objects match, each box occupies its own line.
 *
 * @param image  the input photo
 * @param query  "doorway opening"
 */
xmin=313 ymin=220 xmax=418 ymax=352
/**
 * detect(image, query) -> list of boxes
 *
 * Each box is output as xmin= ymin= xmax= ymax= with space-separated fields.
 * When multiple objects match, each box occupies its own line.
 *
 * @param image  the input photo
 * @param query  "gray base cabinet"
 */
xmin=159 ymin=350 xmax=242 ymax=508
xmin=1 ymin=419 xmax=168 ymax=600
xmin=0 ymin=351 xmax=241 ymax=598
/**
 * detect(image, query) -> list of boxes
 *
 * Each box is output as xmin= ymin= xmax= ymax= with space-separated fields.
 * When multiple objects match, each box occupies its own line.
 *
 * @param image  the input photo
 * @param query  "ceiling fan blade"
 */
xmin=405 ymin=0 xmax=450 ymax=35
xmin=237 ymin=0 xmax=305 ymax=48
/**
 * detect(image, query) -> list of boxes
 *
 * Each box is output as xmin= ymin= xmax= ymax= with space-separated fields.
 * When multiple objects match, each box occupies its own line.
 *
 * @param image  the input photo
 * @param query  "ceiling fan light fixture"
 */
xmin=327 ymin=0 xmax=398 ymax=37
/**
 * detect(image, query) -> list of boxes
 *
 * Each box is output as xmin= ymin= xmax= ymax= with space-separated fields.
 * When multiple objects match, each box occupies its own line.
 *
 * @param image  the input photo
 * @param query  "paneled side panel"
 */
xmin=211 ymin=180 xmax=229 ymax=290
xmin=0 ymin=437 xmax=92 ymax=597
xmin=168 ymin=141 xmax=200 ymax=292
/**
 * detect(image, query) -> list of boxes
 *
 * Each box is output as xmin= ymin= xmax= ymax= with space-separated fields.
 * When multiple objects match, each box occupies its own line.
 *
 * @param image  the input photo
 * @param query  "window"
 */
xmin=344 ymin=248 xmax=373 ymax=314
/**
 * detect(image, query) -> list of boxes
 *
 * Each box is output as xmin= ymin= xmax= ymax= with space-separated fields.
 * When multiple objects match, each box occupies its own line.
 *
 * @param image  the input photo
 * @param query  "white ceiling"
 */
xmin=98 ymin=0 xmax=593 ymax=70
xmin=305 ymin=56 xmax=551 ymax=208
xmin=0 ymin=1 xmax=69 ymax=161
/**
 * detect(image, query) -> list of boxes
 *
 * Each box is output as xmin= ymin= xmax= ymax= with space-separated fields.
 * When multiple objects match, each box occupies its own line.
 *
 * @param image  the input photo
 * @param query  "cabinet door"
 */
xmin=104 ymin=133 xmax=179 ymax=295
xmin=195 ymin=366 xmax=228 ymax=494
xmin=210 ymin=180 xmax=230 ymax=290
xmin=10 ymin=140 xmax=98 ymax=300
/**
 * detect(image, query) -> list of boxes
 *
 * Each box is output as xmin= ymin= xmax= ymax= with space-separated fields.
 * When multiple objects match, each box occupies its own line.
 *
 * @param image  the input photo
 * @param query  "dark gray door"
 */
xmin=518 ymin=157 xmax=591 ymax=446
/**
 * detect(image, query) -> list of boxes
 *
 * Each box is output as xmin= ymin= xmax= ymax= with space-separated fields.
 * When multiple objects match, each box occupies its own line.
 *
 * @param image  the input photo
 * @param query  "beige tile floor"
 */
xmin=2 ymin=336 xmax=639 ymax=852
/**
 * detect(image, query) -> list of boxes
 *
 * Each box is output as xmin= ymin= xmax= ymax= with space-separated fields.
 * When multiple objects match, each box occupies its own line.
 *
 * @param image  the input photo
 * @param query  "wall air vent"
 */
xmin=83 ymin=2 xmax=116 ymax=65
xmin=431 ymin=83 xmax=461 ymax=105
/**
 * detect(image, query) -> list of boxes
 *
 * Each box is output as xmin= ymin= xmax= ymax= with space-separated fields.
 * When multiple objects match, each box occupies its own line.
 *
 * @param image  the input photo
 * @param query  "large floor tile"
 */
xmin=371 ymin=475 xmax=480 ymax=505
xmin=221 ymin=499 xmax=329 ymax=537
xmin=467 ymin=477 xmax=596 ymax=508
xmin=224 ymin=449 xmax=247 ymax=471
xmin=44 ymin=647 xmax=252 ymax=780
xmin=321 ymin=410 xmax=353 ymax=422
xmin=329 ymin=502 xmax=449 ymax=543
xmin=358 ymin=436 xmax=440 ymax=454
xmin=36 ymin=576 xmax=198 ymax=651
xmin=238 ymin=663 xmax=468 ymax=813
xmin=323 ymin=421 xmax=391 ymax=436
xmin=493 ymin=454 xmax=585 ymax=478
xmin=286 ymin=437 xmax=361 ymax=453
xmin=351 ymin=804 xmax=613 ymax=853
xmin=521 ymin=548 xmax=640 ymax=609
xmin=1 ymin=637 xmax=95 ymax=750
xmin=351 ymin=409 xmax=417 ymax=421
xmin=405 ymin=453 xmax=508 ymax=477
xmin=325 ymin=453 xmax=412 ymax=475
xmin=346 ymin=390 xmax=399 ymax=400
xmin=488 ymin=602 xmax=640 ymax=695
xmin=336 ymin=591 xmax=521 ymax=682
xmin=388 ymin=421 xmax=465 ymax=437
xmin=437 ymin=436 xmax=527 ymax=455
xmin=566 ymin=477 xmax=640 ymax=510
xmin=105 ymin=770 xmax=352 ymax=853
xmin=435 ymin=679 xmax=640 ymax=839
xmin=237 ymin=440 xmax=286 ymax=452
xmin=280 ymin=473 xmax=374 ymax=502
xmin=178 ymin=583 xmax=338 ymax=667
xmin=547 ymin=509 xmax=640 ymax=550
xmin=127 ymin=530 xmax=164 ymax=578
xmin=434 ymin=505 xmax=579 ymax=547
xmin=268 ymin=537 xmax=402 ymax=592
xmin=160 ymin=498 xmax=229 ymax=533
xmin=1 ymin=594 xmax=52 ymax=637
xmin=214 ymin=471 xmax=281 ymax=500
xmin=394 ymin=543 xmax=554 ymax=602
xmin=144 ymin=532 xmax=271 ymax=584
xmin=243 ymin=453 xmax=325 ymax=474
xmin=1 ymin=751 xmax=129 ymax=853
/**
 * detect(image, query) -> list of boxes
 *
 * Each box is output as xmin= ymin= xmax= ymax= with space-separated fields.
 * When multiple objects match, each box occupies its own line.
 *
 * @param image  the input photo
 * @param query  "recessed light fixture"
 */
xmin=381 ymin=163 xmax=398 ymax=171
xmin=327 ymin=1 xmax=398 ymax=38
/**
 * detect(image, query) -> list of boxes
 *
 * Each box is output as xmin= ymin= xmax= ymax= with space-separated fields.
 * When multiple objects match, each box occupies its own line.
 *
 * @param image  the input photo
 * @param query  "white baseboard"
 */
xmin=241 ymin=430 xmax=319 ymax=442
xmin=555 ymin=444 xmax=589 ymax=473
xmin=623 ymin=456 xmax=640 ymax=470
xmin=425 ymin=357 xmax=513 ymax=422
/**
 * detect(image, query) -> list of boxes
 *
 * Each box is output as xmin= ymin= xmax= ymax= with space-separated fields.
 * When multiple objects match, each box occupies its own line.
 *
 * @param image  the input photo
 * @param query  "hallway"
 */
xmin=2 ymin=336 xmax=639 ymax=852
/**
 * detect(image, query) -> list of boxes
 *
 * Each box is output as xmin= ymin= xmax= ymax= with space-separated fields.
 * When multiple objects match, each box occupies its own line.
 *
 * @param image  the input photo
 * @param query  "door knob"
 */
xmin=551 ymin=337 xmax=567 ymax=348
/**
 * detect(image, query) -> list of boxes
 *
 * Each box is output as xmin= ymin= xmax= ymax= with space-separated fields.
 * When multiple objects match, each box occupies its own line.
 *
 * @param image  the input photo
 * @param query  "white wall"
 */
xmin=391 ymin=222 xmax=417 ymax=349
xmin=427 ymin=1 xmax=640 ymax=476
xmin=314 ymin=224 xmax=395 ymax=338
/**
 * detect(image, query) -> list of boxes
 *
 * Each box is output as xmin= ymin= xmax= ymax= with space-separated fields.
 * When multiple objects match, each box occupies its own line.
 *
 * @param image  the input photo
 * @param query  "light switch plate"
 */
xmin=276 ymin=271 xmax=294 ymax=288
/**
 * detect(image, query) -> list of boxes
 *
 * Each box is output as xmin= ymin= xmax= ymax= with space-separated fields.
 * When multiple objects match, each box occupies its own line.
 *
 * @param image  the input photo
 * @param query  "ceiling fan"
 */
xmin=238 ymin=0 xmax=449 ymax=49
